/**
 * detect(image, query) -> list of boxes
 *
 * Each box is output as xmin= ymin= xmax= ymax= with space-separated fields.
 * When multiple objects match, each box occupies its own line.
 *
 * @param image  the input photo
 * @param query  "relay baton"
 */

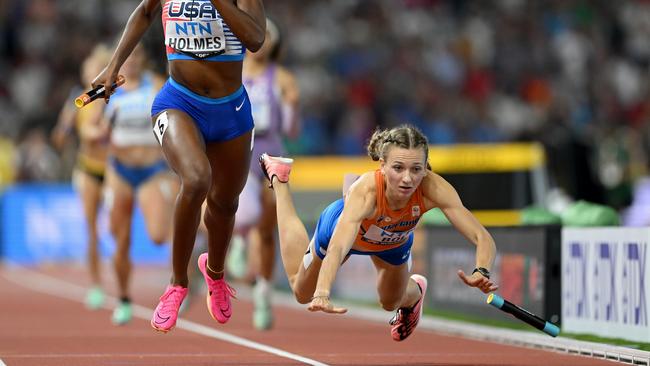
xmin=487 ymin=293 xmax=559 ymax=337
xmin=74 ymin=75 xmax=125 ymax=108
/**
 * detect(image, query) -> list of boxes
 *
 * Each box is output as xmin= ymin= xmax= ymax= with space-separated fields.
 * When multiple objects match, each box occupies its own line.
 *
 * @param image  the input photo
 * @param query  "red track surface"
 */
xmin=0 ymin=265 xmax=616 ymax=366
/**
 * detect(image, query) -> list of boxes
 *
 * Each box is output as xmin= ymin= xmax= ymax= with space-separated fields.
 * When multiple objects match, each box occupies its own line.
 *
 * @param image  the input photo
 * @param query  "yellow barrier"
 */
xmin=0 ymin=137 xmax=15 ymax=188
xmin=290 ymin=143 xmax=545 ymax=191
xmin=428 ymin=143 xmax=545 ymax=173
xmin=472 ymin=210 xmax=522 ymax=226
xmin=288 ymin=143 xmax=545 ymax=226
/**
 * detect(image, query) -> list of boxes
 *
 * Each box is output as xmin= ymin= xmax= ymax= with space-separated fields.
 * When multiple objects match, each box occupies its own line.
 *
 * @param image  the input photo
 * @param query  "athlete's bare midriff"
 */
xmin=78 ymin=142 xmax=108 ymax=164
xmin=169 ymin=59 xmax=243 ymax=98
xmin=112 ymin=145 xmax=163 ymax=167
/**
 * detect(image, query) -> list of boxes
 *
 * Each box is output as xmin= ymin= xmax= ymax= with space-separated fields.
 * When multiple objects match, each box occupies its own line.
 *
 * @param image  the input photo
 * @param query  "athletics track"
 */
xmin=0 ymin=264 xmax=624 ymax=366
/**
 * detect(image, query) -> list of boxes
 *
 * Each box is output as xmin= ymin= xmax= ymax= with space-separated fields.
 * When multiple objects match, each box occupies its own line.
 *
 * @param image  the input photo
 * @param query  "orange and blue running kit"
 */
xmin=311 ymin=170 xmax=427 ymax=265
xmin=151 ymin=0 xmax=253 ymax=143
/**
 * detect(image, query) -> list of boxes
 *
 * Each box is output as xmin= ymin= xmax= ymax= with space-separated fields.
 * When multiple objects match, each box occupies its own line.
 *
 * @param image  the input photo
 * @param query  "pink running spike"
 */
xmin=258 ymin=153 xmax=293 ymax=188
xmin=198 ymin=253 xmax=237 ymax=324
xmin=390 ymin=274 xmax=428 ymax=341
xmin=151 ymin=285 xmax=188 ymax=333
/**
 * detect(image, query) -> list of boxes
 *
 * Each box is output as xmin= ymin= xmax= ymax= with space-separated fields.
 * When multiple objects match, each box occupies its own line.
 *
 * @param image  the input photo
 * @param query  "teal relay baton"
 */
xmin=487 ymin=293 xmax=560 ymax=337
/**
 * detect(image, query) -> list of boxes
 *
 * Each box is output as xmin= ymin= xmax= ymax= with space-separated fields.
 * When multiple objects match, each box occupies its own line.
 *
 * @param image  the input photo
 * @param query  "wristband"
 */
xmin=472 ymin=267 xmax=491 ymax=279
xmin=311 ymin=290 xmax=330 ymax=300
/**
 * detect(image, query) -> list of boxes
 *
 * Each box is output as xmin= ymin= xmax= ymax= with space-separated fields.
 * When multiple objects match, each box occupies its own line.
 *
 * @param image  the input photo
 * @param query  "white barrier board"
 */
xmin=562 ymin=227 xmax=649 ymax=342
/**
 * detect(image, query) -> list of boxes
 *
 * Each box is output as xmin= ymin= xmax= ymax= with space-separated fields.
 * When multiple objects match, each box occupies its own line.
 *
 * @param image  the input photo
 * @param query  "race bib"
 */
xmin=362 ymin=224 xmax=413 ymax=246
xmin=165 ymin=19 xmax=226 ymax=58
xmin=153 ymin=111 xmax=169 ymax=146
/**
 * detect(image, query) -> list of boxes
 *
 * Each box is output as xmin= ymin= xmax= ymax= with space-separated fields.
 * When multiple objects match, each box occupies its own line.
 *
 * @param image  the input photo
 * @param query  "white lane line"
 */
xmin=5 ymin=353 xmax=318 ymax=358
xmin=0 ymin=358 xmax=7 ymax=366
xmin=263 ymin=285 xmax=650 ymax=366
xmin=2 ymin=268 xmax=329 ymax=366
xmin=0 ymin=352 xmax=449 ymax=358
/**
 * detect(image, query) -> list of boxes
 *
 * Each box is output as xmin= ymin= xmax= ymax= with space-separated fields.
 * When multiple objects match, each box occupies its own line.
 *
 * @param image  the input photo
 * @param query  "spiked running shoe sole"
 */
xmin=258 ymin=153 xmax=293 ymax=188
xmin=390 ymin=274 xmax=428 ymax=341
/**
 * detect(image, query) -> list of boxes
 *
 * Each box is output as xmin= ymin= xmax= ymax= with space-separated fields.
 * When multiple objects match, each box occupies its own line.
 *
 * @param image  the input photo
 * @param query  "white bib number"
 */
xmin=153 ymin=111 xmax=169 ymax=146
xmin=362 ymin=225 xmax=412 ymax=245
xmin=165 ymin=19 xmax=226 ymax=57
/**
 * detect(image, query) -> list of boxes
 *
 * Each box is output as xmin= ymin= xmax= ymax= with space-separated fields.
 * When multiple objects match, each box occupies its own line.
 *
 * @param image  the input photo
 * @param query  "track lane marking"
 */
xmin=2 ymin=268 xmax=329 ymax=366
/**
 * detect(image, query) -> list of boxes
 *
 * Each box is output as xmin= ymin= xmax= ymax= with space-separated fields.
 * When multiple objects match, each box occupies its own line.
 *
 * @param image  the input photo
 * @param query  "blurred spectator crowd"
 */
xmin=2 ymin=0 xmax=650 ymax=212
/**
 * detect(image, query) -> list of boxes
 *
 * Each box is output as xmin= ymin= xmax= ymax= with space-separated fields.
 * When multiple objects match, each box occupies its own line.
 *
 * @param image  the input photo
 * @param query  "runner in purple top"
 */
xmin=228 ymin=18 xmax=300 ymax=330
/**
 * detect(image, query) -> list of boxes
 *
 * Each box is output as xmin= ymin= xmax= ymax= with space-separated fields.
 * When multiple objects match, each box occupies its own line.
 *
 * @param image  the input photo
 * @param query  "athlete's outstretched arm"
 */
xmin=51 ymin=102 xmax=77 ymax=150
xmin=92 ymin=0 xmax=160 ymax=100
xmin=308 ymin=178 xmax=375 ymax=314
xmin=422 ymin=172 xmax=498 ymax=294
xmin=210 ymin=0 xmax=266 ymax=52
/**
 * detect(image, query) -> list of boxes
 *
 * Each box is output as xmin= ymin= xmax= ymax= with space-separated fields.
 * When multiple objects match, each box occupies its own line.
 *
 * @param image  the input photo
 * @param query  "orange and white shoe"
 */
xmin=198 ymin=253 xmax=237 ymax=324
xmin=258 ymin=153 xmax=293 ymax=188
xmin=389 ymin=274 xmax=428 ymax=341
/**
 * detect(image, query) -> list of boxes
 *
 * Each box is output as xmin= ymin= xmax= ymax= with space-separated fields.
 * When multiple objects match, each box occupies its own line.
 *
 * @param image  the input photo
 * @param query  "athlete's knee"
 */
xmin=379 ymin=297 xmax=401 ymax=312
xmin=181 ymin=175 xmax=211 ymax=199
xmin=205 ymin=192 xmax=239 ymax=217
xmin=179 ymin=164 xmax=211 ymax=200
xmin=109 ymin=220 xmax=128 ymax=240
xmin=113 ymin=245 xmax=130 ymax=262
xmin=287 ymin=275 xmax=312 ymax=304
xmin=149 ymin=231 xmax=167 ymax=246
xmin=294 ymin=289 xmax=312 ymax=304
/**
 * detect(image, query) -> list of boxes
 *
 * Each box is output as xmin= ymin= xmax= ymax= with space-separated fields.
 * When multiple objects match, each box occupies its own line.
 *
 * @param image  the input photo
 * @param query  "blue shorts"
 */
xmin=311 ymin=198 xmax=413 ymax=266
xmin=151 ymin=78 xmax=254 ymax=143
xmin=110 ymin=158 xmax=169 ymax=188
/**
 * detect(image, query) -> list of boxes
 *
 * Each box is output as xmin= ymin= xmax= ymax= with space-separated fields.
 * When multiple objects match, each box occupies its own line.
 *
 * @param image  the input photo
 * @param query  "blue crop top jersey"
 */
xmin=162 ymin=0 xmax=245 ymax=62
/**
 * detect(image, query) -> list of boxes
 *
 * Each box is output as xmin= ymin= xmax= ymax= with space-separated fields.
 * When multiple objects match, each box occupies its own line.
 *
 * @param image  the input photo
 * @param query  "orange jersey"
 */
xmin=353 ymin=170 xmax=427 ymax=252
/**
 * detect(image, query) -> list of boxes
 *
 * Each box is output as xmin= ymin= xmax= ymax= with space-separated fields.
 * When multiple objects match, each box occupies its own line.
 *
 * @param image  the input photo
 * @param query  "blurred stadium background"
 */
xmin=4 ymin=0 xmax=650 ymax=210
xmin=0 ymin=0 xmax=649 ymax=352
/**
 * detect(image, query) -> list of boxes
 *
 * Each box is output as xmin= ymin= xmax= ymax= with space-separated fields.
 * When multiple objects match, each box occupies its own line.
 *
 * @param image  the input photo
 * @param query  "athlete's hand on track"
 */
xmin=308 ymin=296 xmax=347 ymax=314
xmin=91 ymin=65 xmax=120 ymax=104
xmin=457 ymin=269 xmax=499 ymax=294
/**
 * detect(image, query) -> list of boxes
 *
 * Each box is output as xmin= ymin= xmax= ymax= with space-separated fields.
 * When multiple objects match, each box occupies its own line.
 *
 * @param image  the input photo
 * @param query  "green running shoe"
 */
xmin=252 ymin=278 xmax=273 ymax=330
xmin=226 ymin=235 xmax=247 ymax=280
xmin=253 ymin=306 xmax=273 ymax=330
xmin=112 ymin=302 xmax=133 ymax=325
xmin=84 ymin=287 xmax=105 ymax=310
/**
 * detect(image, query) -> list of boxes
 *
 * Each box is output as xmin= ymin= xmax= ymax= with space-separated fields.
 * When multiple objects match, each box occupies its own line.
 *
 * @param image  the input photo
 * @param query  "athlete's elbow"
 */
xmin=476 ymin=231 xmax=496 ymax=251
xmin=245 ymin=32 xmax=266 ymax=52
xmin=128 ymin=4 xmax=155 ymax=29
xmin=134 ymin=3 xmax=153 ymax=21
xmin=246 ymin=40 xmax=263 ymax=53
